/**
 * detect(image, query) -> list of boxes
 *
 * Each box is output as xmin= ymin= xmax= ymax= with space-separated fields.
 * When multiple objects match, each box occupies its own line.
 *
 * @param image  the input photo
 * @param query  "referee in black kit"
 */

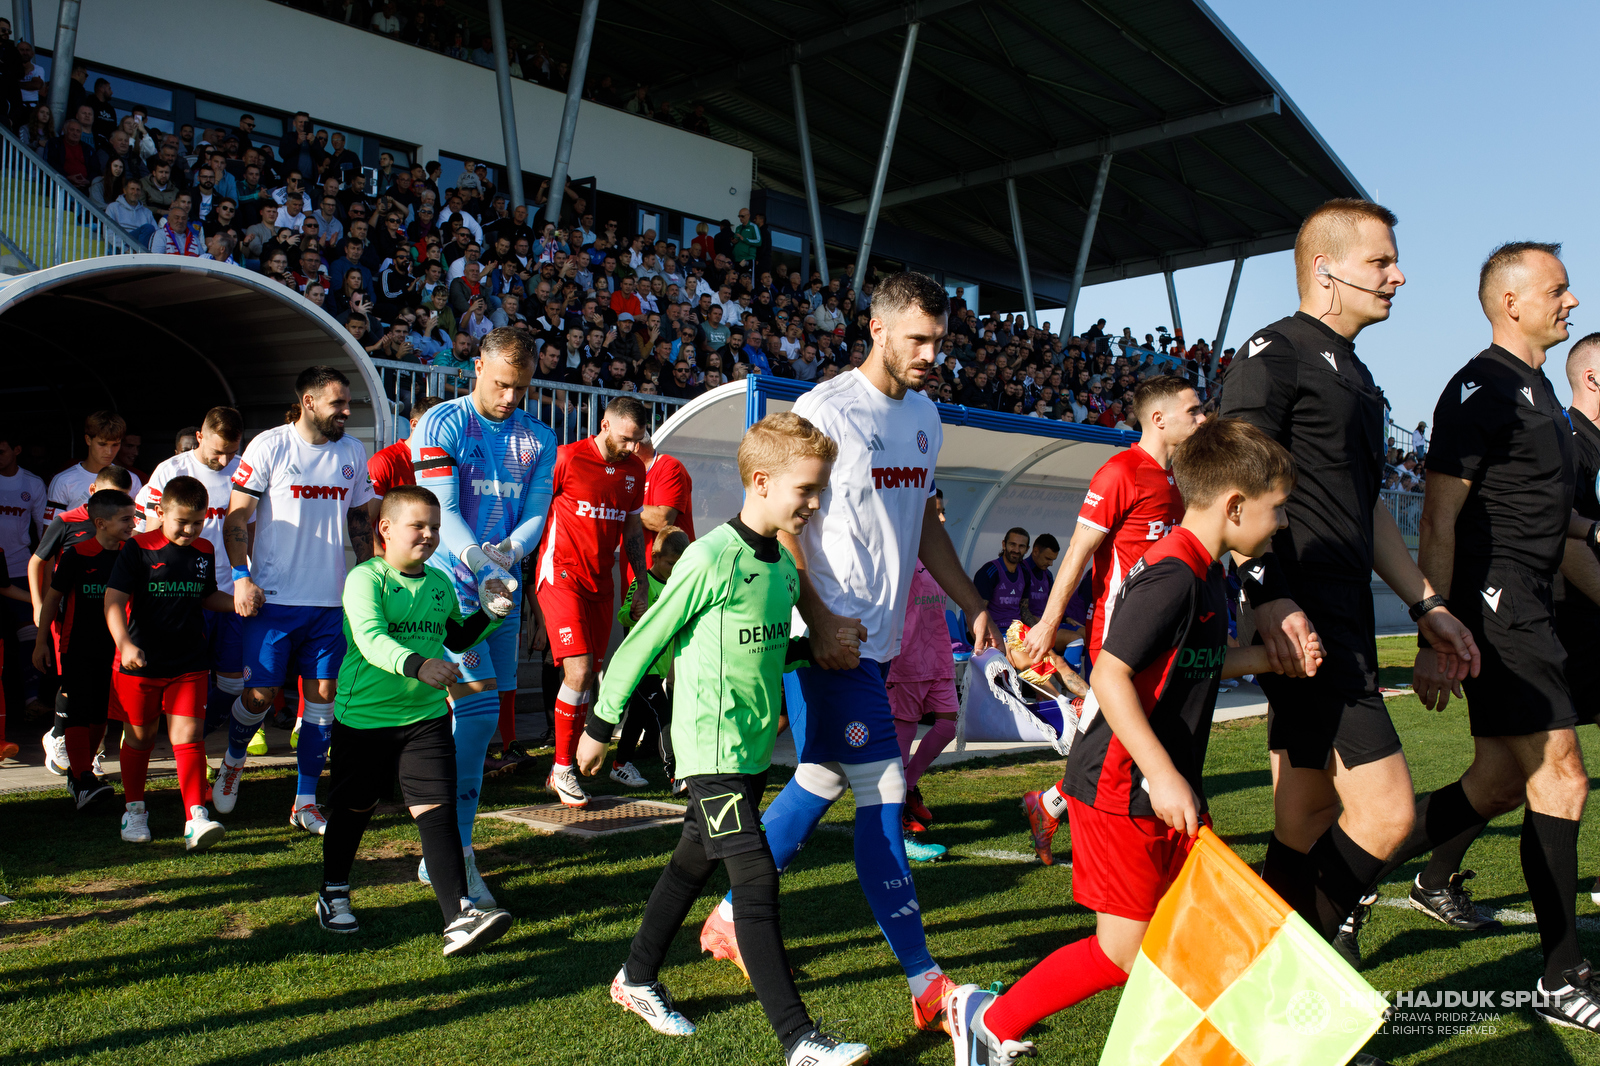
xmin=1405 ymin=241 xmax=1600 ymax=1031
xmin=1220 ymin=200 xmax=1480 ymax=979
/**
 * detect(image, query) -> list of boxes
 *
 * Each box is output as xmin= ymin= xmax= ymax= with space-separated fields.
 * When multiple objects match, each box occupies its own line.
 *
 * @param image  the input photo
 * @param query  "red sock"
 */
xmin=552 ymin=685 xmax=587 ymax=767
xmin=983 ymin=935 xmax=1128 ymax=1042
xmin=173 ymin=741 xmax=207 ymax=811
xmin=65 ymin=725 xmax=95 ymax=777
xmin=120 ymin=743 xmax=152 ymax=803
xmin=498 ymin=691 xmax=518 ymax=748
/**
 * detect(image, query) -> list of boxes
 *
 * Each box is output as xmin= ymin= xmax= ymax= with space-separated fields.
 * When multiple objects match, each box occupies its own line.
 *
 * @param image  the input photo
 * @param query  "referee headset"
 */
xmin=1316 ymin=262 xmax=1396 ymax=304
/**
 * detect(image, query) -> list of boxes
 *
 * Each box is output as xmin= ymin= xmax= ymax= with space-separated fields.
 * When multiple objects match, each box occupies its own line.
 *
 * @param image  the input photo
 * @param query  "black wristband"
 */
xmin=401 ymin=653 xmax=424 ymax=679
xmin=1408 ymin=594 xmax=1448 ymax=622
xmin=583 ymin=711 xmax=615 ymax=744
xmin=1238 ymin=552 xmax=1291 ymax=608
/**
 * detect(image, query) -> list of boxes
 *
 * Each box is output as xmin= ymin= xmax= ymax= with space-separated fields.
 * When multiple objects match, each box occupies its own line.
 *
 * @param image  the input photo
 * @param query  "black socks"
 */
xmin=626 ymin=854 xmax=708 ymax=984
xmin=1375 ymin=779 xmax=1490 ymax=887
xmin=1522 ymin=810 xmax=1582 ymax=985
xmin=1263 ymin=833 xmax=1315 ymax=921
xmin=415 ymin=804 xmax=470 ymax=921
xmin=321 ymin=804 xmax=374 ymax=890
xmin=727 ymin=850 xmax=812 ymax=1050
xmin=1308 ymin=823 xmax=1386 ymax=942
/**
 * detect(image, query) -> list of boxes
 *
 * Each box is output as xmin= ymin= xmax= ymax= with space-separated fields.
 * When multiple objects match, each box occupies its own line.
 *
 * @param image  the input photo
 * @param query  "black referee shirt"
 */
xmin=1219 ymin=311 xmax=1387 ymax=581
xmin=1427 ymin=345 xmax=1575 ymax=576
xmin=1552 ymin=407 xmax=1600 ymax=608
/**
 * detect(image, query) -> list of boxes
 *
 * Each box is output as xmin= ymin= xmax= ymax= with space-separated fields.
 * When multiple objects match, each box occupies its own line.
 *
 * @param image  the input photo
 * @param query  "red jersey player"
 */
xmin=1019 ymin=376 xmax=1206 ymax=864
xmin=368 ymin=396 xmax=445 ymax=503
xmin=535 ymin=395 xmax=650 ymax=807
xmin=623 ymin=434 xmax=695 ymax=586
xmin=105 ymin=476 xmax=236 ymax=851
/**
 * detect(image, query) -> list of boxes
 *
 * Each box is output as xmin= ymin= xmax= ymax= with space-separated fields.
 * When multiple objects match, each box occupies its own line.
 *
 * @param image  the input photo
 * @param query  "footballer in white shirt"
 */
xmin=703 ymin=273 xmax=1002 ymax=1036
xmin=44 ymin=411 xmax=143 ymax=520
xmin=136 ymin=407 xmax=249 ymax=736
xmin=216 ymin=368 xmax=376 ymax=835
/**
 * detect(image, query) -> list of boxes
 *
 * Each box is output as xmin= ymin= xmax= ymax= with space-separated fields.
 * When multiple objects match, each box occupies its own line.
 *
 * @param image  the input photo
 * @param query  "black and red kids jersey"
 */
xmin=106 ymin=530 xmax=217 ymax=678
xmin=1063 ymin=525 xmax=1230 ymax=818
xmin=50 ymin=538 xmax=119 ymax=678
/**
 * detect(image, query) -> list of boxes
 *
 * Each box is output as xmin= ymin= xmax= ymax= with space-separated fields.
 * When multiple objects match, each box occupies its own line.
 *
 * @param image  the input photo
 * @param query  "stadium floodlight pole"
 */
xmin=1165 ymin=268 xmax=1184 ymax=338
xmin=853 ymin=21 xmax=919 ymax=290
xmin=546 ymin=0 xmax=599 ymax=228
xmin=12 ymin=0 xmax=32 ymax=48
xmin=1214 ymin=255 xmax=1246 ymax=354
xmin=1005 ymin=176 xmax=1037 ymax=329
xmin=45 ymin=0 xmax=78 ymax=131
xmin=486 ymin=0 xmax=524 ymax=211
xmin=790 ymin=62 xmax=829 ymax=288
xmin=1064 ymin=152 xmax=1112 ymax=338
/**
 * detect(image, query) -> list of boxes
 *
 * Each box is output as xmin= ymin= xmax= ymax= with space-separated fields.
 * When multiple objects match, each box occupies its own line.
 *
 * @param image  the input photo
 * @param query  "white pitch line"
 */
xmin=969 ymin=849 xmax=1044 ymax=864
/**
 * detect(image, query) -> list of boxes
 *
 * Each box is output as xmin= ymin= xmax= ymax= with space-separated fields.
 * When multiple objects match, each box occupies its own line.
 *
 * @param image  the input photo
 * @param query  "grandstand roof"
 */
xmin=517 ymin=0 xmax=1366 ymax=286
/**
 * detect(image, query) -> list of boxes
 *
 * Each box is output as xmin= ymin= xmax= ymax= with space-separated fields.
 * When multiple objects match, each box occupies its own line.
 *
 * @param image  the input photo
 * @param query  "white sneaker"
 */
xmin=290 ymin=803 xmax=329 ymax=835
xmin=418 ymin=858 xmax=432 ymax=886
xmin=42 ymin=732 xmax=68 ymax=776
xmin=546 ymin=765 xmax=590 ymax=808
xmin=442 ymin=907 xmax=512 ymax=957
xmin=786 ymin=1028 xmax=871 ymax=1066
xmin=610 ymin=762 xmax=648 ymax=788
xmin=316 ymin=884 xmax=360 ymax=934
xmin=609 ymin=966 xmax=697 ymax=1035
xmin=464 ymin=852 xmax=497 ymax=909
xmin=949 ymin=985 xmax=1035 ymax=1066
xmin=120 ymin=801 xmax=152 ymax=843
xmin=214 ymin=760 xmax=244 ymax=814
xmin=184 ymin=805 xmax=226 ymax=852
xmin=92 ymin=747 xmax=105 ymax=776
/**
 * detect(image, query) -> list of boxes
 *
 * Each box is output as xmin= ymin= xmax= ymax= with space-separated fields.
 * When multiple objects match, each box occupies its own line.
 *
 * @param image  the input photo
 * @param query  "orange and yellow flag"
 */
xmin=1100 ymin=827 xmax=1387 ymax=1065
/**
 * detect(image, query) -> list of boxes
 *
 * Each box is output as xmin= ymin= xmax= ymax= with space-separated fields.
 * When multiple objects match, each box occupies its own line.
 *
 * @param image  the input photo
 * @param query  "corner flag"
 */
xmin=1100 ymin=827 xmax=1387 ymax=1065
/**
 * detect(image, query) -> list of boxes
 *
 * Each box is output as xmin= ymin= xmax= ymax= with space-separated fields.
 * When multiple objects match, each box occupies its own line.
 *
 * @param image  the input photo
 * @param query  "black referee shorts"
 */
xmin=326 ymin=712 xmax=457 ymax=809
xmin=1555 ymin=597 xmax=1600 ymax=727
xmin=1455 ymin=565 xmax=1577 ymax=737
xmin=682 ymin=770 xmax=769 ymax=861
xmin=1260 ymin=578 xmax=1401 ymax=770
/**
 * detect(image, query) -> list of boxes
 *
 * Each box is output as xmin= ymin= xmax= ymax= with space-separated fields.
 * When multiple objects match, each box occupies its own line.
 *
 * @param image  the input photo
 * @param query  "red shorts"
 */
xmin=1066 ymin=796 xmax=1208 ymax=921
xmin=885 ymin=677 xmax=959 ymax=723
xmin=110 ymin=670 xmax=207 ymax=727
xmin=537 ymin=581 xmax=615 ymax=668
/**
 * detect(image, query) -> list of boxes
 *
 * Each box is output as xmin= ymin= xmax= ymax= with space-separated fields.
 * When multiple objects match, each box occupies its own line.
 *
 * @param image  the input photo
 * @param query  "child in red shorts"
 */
xmin=948 ymin=419 xmax=1319 ymax=1063
xmin=104 ymin=476 xmax=236 ymax=850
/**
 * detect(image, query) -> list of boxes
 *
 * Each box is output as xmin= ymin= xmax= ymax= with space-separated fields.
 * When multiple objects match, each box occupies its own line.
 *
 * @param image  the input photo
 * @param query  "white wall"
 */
xmin=44 ymin=0 xmax=752 ymax=219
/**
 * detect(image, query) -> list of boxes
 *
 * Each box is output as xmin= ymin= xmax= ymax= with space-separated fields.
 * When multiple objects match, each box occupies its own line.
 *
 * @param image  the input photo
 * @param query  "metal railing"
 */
xmin=370 ymin=358 xmax=690 ymax=445
xmin=0 ymin=120 xmax=141 ymax=269
xmin=1386 ymin=419 xmax=1427 ymax=457
xmin=1380 ymin=488 xmax=1423 ymax=549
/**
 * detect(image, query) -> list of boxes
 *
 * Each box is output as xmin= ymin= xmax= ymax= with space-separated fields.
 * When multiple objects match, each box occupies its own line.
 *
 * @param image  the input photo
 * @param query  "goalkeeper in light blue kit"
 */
xmin=408 ymin=329 xmax=555 ymax=905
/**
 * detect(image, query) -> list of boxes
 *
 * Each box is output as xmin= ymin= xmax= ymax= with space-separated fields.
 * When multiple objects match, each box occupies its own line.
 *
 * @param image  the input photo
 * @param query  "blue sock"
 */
xmin=855 ymin=800 xmax=935 ymax=977
xmin=452 ymin=691 xmax=500 ymax=846
xmin=296 ymin=700 xmax=335 ymax=799
xmin=225 ymin=695 xmax=265 ymax=763
xmin=722 ymin=772 xmax=836 ymax=907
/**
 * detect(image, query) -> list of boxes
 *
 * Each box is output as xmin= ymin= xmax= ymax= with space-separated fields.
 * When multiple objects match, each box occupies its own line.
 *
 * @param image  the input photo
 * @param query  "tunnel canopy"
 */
xmin=651 ymin=376 xmax=1135 ymax=572
xmin=1 ymin=255 xmax=388 ymax=463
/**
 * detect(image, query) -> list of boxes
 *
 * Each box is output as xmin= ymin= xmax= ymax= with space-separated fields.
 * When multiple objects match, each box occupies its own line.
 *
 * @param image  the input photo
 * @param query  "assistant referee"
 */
xmin=1219 ymin=199 xmax=1479 ymax=966
xmin=1410 ymin=242 xmax=1600 ymax=1031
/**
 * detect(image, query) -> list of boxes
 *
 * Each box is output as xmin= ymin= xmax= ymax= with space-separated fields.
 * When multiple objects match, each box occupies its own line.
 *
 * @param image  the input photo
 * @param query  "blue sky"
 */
xmin=1011 ymin=0 xmax=1597 ymax=436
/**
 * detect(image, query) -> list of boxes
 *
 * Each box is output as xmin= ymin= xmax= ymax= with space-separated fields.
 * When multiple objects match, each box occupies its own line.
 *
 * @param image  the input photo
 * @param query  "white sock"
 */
xmin=717 ymin=898 xmax=735 ymax=922
xmin=295 ymin=792 xmax=317 ymax=809
xmin=223 ymin=751 xmax=246 ymax=769
xmin=1042 ymin=783 xmax=1069 ymax=819
xmin=908 ymin=963 xmax=945 ymax=998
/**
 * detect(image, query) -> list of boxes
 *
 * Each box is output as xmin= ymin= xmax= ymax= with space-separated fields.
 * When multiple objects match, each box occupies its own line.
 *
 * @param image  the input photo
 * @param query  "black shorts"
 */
xmin=1259 ymin=578 xmax=1399 ymax=770
xmin=1554 ymin=596 xmax=1600 ymax=727
xmin=682 ymin=770 xmax=768 ymax=861
xmin=57 ymin=663 xmax=113 ymax=729
xmin=1455 ymin=565 xmax=1577 ymax=737
xmin=326 ymin=713 xmax=457 ymax=809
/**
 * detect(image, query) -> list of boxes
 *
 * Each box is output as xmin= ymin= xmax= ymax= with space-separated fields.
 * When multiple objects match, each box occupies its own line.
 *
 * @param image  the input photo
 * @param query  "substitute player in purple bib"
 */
xmin=408 ymin=328 xmax=555 ymax=907
xmin=216 ymin=367 xmax=376 ymax=834
xmin=699 ymin=273 xmax=1003 ymax=1035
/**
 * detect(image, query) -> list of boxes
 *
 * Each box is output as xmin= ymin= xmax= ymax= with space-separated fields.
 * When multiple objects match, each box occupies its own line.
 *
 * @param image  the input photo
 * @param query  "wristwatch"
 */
xmin=1408 ymin=594 xmax=1448 ymax=622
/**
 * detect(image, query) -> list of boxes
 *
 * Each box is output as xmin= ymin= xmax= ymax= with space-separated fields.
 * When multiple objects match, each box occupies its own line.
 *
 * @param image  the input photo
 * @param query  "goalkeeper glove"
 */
xmin=460 ymin=543 xmax=519 ymax=595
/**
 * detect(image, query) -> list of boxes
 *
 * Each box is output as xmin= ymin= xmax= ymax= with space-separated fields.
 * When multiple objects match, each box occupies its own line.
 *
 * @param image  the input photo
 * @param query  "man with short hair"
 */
xmin=106 ymin=176 xmax=155 ymax=244
xmin=973 ymin=528 xmax=1032 ymax=632
xmin=1219 ymin=199 xmax=1478 ymax=973
xmin=218 ymin=367 xmax=375 ymax=835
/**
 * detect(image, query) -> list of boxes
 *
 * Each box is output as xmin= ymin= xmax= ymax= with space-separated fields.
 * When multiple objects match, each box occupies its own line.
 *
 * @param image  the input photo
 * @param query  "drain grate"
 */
xmin=481 ymin=796 xmax=686 ymax=838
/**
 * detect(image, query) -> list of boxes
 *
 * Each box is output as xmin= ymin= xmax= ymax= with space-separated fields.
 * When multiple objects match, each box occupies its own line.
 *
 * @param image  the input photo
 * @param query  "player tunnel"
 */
xmin=0 ymin=255 xmax=389 ymax=468
xmin=650 ymin=376 xmax=1137 ymax=574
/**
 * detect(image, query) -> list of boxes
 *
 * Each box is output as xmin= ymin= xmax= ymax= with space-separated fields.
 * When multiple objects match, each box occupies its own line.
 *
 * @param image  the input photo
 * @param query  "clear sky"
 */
xmin=1006 ymin=0 xmax=1597 ymax=437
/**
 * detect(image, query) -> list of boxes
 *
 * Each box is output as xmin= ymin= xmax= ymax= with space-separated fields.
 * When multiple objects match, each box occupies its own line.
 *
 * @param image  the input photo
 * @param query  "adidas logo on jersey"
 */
xmin=573 ymin=500 xmax=627 ymax=521
xmin=471 ymin=479 xmax=522 ymax=499
xmin=290 ymin=485 xmax=350 ymax=500
xmin=867 ymin=433 xmax=885 ymax=451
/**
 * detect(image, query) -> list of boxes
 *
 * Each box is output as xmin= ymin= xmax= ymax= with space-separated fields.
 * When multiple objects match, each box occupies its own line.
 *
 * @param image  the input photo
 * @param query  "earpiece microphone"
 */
xmin=1317 ymin=265 xmax=1394 ymax=299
